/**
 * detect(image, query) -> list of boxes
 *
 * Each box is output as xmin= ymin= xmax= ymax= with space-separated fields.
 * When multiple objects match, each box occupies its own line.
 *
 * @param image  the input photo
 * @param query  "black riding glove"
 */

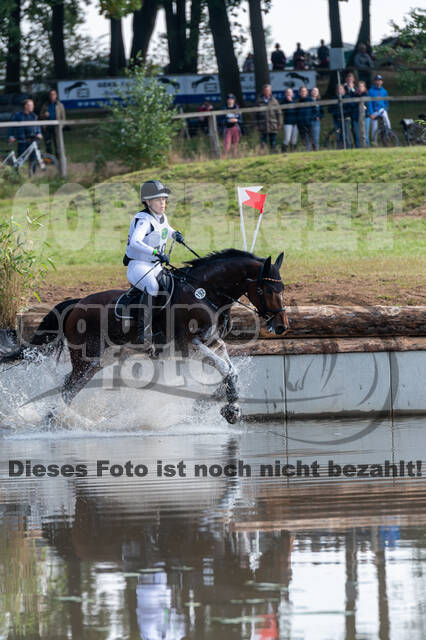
xmin=173 ymin=231 xmax=184 ymax=244
xmin=156 ymin=252 xmax=170 ymax=264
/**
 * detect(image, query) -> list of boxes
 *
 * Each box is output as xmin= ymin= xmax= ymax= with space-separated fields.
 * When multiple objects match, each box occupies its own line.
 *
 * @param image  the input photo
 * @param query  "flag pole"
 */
xmin=250 ymin=207 xmax=263 ymax=253
xmin=238 ymin=195 xmax=248 ymax=251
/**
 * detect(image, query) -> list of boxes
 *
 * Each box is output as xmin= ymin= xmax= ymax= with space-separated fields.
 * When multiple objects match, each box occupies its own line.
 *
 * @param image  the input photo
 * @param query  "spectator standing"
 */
xmin=328 ymin=85 xmax=353 ymax=149
xmin=317 ymin=39 xmax=330 ymax=68
xmin=281 ymin=88 xmax=298 ymax=152
xmin=256 ymin=84 xmax=282 ymax=151
xmin=356 ymin=80 xmax=370 ymax=146
xmin=353 ymin=43 xmax=374 ymax=88
xmin=222 ymin=93 xmax=242 ymax=157
xmin=344 ymin=72 xmax=359 ymax=147
xmin=296 ymin=86 xmax=314 ymax=151
xmin=243 ymin=53 xmax=255 ymax=73
xmin=310 ymin=87 xmax=324 ymax=150
xmin=198 ymin=98 xmax=213 ymax=134
xmin=40 ymin=88 xmax=66 ymax=157
xmin=271 ymin=43 xmax=287 ymax=71
xmin=8 ymin=98 xmax=42 ymax=158
xmin=368 ymin=74 xmax=391 ymax=140
xmin=293 ymin=43 xmax=306 ymax=70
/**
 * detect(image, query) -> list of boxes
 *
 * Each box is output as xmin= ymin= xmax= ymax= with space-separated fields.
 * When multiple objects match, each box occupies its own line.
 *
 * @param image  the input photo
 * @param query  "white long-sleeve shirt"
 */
xmin=126 ymin=209 xmax=175 ymax=263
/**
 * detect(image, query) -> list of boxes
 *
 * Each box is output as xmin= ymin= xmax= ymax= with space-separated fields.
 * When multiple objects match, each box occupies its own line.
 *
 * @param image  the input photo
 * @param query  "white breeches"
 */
xmin=127 ymin=260 xmax=162 ymax=295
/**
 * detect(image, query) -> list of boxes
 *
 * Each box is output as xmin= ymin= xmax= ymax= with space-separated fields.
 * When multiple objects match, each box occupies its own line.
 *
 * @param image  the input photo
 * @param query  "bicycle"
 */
xmin=324 ymin=117 xmax=353 ymax=150
xmin=400 ymin=116 xmax=426 ymax=146
xmin=371 ymin=113 xmax=400 ymax=147
xmin=1 ymin=138 xmax=59 ymax=178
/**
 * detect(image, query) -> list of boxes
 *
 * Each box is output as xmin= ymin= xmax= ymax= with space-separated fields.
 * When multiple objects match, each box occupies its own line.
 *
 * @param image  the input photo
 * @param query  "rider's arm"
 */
xmin=128 ymin=218 xmax=159 ymax=260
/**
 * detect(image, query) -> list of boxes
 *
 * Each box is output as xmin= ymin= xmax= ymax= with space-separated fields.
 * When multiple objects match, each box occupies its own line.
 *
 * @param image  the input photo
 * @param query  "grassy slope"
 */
xmin=1 ymin=146 xmax=425 ymax=305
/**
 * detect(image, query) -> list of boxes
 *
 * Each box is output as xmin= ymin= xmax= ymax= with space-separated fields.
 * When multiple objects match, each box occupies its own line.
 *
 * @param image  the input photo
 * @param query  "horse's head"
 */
xmin=246 ymin=253 xmax=290 ymax=336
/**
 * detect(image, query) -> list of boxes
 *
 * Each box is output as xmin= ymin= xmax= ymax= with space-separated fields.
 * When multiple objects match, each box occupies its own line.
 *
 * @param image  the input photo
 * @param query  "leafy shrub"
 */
xmin=0 ymin=213 xmax=55 ymax=328
xmin=101 ymin=61 xmax=182 ymax=171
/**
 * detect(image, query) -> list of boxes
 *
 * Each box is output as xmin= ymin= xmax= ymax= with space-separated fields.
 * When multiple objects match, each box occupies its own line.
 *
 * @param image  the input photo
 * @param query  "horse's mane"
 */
xmin=183 ymin=248 xmax=263 ymax=270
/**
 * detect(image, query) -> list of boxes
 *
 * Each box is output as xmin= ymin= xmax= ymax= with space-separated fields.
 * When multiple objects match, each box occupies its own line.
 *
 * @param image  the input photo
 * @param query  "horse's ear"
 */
xmin=263 ymin=256 xmax=272 ymax=274
xmin=275 ymin=252 xmax=284 ymax=269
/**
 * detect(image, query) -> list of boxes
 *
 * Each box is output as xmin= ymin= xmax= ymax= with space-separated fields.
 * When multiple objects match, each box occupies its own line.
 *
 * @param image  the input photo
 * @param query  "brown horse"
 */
xmin=1 ymin=250 xmax=289 ymax=424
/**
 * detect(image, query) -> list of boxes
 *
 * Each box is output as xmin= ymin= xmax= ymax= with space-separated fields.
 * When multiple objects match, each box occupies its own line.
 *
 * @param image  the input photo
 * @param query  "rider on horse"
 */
xmin=123 ymin=180 xmax=184 ymax=343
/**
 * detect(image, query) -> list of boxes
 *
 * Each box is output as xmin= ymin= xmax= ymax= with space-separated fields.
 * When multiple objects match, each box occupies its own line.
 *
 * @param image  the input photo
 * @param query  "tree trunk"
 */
xmin=6 ymin=0 xmax=21 ymax=93
xmin=164 ymin=0 xmax=202 ymax=73
xmin=164 ymin=0 xmax=182 ymax=72
xmin=207 ymin=0 xmax=243 ymax=105
xmin=326 ymin=0 xmax=343 ymax=97
xmin=358 ymin=0 xmax=371 ymax=46
xmin=130 ymin=0 xmax=159 ymax=61
xmin=348 ymin=0 xmax=371 ymax=66
xmin=109 ymin=17 xmax=126 ymax=76
xmin=248 ymin=0 xmax=270 ymax=95
xmin=51 ymin=1 xmax=68 ymax=79
xmin=186 ymin=0 xmax=202 ymax=73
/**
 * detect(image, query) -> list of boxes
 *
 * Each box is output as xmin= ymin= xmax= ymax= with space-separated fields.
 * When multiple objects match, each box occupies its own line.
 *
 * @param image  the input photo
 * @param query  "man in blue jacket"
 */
xmin=368 ymin=75 xmax=391 ymax=140
xmin=8 ymin=98 xmax=42 ymax=158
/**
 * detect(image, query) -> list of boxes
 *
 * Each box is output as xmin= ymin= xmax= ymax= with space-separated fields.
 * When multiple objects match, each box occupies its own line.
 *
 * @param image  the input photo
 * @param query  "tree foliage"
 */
xmin=101 ymin=60 xmax=180 ymax=170
xmin=375 ymin=8 xmax=426 ymax=94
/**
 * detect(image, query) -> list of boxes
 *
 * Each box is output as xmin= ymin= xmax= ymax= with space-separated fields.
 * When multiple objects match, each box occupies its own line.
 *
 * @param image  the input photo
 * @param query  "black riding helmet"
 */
xmin=140 ymin=180 xmax=171 ymax=203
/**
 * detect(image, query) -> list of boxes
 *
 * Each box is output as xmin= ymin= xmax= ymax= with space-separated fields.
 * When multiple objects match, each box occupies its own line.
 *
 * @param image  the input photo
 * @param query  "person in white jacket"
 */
xmin=123 ymin=180 xmax=184 ymax=343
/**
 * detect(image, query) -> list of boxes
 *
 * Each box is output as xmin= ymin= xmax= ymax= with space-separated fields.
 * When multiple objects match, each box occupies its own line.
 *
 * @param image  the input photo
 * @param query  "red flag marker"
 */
xmin=243 ymin=190 xmax=267 ymax=214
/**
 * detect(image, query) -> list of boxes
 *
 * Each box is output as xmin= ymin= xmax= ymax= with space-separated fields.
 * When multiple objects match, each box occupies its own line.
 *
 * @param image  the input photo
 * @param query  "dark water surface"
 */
xmin=1 ymin=417 xmax=425 ymax=639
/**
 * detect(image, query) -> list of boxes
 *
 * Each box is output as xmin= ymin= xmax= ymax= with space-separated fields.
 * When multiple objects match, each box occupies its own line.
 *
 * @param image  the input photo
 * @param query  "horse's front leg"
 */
xmin=192 ymin=337 xmax=241 ymax=424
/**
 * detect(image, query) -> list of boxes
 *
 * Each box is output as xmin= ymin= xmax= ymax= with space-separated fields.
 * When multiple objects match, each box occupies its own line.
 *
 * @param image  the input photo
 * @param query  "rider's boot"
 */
xmin=136 ymin=291 xmax=152 ymax=345
xmin=281 ymin=143 xmax=288 ymax=153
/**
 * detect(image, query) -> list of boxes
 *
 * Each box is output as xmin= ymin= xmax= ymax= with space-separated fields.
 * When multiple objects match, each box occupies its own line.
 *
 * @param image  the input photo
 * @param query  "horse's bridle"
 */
xmin=170 ymin=261 xmax=287 ymax=326
xmin=253 ymin=259 xmax=287 ymax=324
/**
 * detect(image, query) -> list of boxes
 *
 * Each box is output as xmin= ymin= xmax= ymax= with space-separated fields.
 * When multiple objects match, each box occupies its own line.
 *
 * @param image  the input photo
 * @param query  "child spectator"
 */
xmin=281 ymin=88 xmax=298 ymax=152
xmin=368 ymin=75 xmax=391 ymax=141
xmin=222 ymin=93 xmax=242 ymax=157
xmin=356 ymin=80 xmax=370 ymax=146
xmin=310 ymin=87 xmax=324 ymax=150
xmin=328 ymin=84 xmax=353 ymax=149
xmin=344 ymin=72 xmax=359 ymax=147
xmin=296 ymin=86 xmax=314 ymax=151
xmin=198 ymin=99 xmax=213 ymax=134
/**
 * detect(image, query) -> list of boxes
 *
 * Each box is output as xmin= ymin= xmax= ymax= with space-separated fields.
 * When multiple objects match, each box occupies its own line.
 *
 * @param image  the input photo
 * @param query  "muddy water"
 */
xmin=0 ymin=415 xmax=425 ymax=640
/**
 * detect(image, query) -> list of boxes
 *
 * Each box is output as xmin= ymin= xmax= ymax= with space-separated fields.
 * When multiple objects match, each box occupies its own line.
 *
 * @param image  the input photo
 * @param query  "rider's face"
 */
xmin=148 ymin=197 xmax=167 ymax=215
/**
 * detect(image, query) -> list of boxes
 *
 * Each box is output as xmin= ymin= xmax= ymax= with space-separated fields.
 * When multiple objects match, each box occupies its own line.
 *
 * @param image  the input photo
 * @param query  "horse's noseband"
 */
xmin=255 ymin=262 xmax=287 ymax=323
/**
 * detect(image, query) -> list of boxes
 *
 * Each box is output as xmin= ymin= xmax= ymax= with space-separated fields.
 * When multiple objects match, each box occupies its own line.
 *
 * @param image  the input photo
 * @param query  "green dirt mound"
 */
xmin=111 ymin=146 xmax=425 ymax=213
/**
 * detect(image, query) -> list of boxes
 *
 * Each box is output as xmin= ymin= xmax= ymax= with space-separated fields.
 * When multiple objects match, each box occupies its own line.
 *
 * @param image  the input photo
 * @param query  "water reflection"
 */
xmin=1 ymin=417 xmax=425 ymax=639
